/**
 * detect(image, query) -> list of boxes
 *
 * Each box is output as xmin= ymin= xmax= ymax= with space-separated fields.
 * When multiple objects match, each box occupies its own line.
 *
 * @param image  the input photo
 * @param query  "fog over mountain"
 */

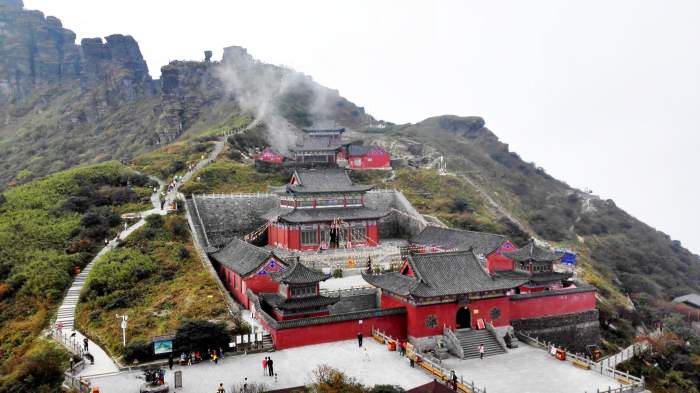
xmin=22 ymin=0 xmax=700 ymax=253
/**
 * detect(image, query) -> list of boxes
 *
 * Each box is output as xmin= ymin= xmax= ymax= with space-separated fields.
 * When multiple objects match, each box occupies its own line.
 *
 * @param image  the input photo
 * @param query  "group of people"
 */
xmin=261 ymin=356 xmax=275 ymax=377
xmin=174 ymin=348 xmax=226 ymax=367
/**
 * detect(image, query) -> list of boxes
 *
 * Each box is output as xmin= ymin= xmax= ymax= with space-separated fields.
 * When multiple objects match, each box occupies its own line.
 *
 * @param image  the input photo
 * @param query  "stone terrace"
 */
xmin=85 ymin=339 xmax=627 ymax=393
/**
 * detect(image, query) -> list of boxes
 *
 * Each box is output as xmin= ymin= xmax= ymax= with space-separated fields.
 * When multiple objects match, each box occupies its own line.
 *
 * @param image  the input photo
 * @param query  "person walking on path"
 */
xmin=478 ymin=344 xmax=485 ymax=360
xmin=362 ymin=347 xmax=370 ymax=362
xmin=168 ymin=355 xmax=174 ymax=370
xmin=267 ymin=357 xmax=274 ymax=376
xmin=217 ymin=382 xmax=225 ymax=393
xmin=83 ymin=338 xmax=89 ymax=352
xmin=357 ymin=332 xmax=363 ymax=347
xmin=262 ymin=357 xmax=268 ymax=376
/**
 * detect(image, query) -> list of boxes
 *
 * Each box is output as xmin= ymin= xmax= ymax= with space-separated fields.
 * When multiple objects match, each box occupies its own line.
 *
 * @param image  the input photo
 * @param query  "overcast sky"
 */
xmin=24 ymin=0 xmax=700 ymax=253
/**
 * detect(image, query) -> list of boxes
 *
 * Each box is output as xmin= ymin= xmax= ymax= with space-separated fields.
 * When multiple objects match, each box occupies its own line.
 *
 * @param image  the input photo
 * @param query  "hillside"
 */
xmin=0 ymin=0 xmax=373 ymax=189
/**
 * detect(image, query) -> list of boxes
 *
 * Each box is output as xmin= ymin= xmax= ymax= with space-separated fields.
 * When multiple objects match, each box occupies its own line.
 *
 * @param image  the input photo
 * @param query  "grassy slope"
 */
xmin=76 ymin=215 xmax=230 ymax=361
xmin=0 ymin=162 xmax=153 ymax=391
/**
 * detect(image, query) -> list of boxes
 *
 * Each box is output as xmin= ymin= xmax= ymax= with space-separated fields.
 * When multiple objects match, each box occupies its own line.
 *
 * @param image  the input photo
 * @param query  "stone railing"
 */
xmin=442 ymin=325 xmax=465 ymax=359
xmin=320 ymin=286 xmax=376 ymax=297
xmin=516 ymin=331 xmax=646 ymax=392
xmin=485 ymin=322 xmax=508 ymax=352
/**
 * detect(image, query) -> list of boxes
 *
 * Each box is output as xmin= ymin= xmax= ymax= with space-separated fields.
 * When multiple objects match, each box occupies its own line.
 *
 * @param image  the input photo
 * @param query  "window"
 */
xmin=291 ymin=285 xmax=316 ymax=297
xmin=346 ymin=196 xmax=362 ymax=206
xmin=351 ymin=226 xmax=367 ymax=242
xmin=298 ymin=199 xmax=314 ymax=208
xmin=320 ymin=227 xmax=330 ymax=244
xmin=316 ymin=198 xmax=341 ymax=207
xmin=301 ymin=226 xmax=318 ymax=245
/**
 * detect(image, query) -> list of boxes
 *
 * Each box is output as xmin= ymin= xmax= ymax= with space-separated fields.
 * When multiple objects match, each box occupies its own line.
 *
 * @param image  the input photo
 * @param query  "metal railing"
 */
xmin=194 ymin=192 xmax=277 ymax=199
xmin=515 ymin=331 xmax=646 ymax=392
xmin=50 ymin=328 xmax=85 ymax=357
xmin=373 ymin=328 xmax=486 ymax=393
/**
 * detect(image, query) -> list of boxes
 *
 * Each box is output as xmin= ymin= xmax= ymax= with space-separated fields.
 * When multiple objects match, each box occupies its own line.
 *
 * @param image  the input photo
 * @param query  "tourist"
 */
xmin=104 ymin=238 xmax=109 ymax=247
xmin=262 ymin=357 xmax=268 ymax=376
xmin=267 ymin=357 xmax=274 ymax=376
xmin=168 ymin=355 xmax=173 ymax=370
xmin=451 ymin=371 xmax=458 ymax=390
xmin=363 ymin=347 xmax=370 ymax=362
xmin=478 ymin=344 xmax=484 ymax=360
xmin=180 ymin=352 xmax=187 ymax=365
xmin=410 ymin=356 xmax=415 ymax=367
xmin=83 ymin=338 xmax=89 ymax=352
xmin=217 ymin=382 xmax=226 ymax=393
xmin=219 ymin=347 xmax=225 ymax=359
xmin=357 ymin=332 xmax=363 ymax=347
xmin=243 ymin=377 xmax=248 ymax=392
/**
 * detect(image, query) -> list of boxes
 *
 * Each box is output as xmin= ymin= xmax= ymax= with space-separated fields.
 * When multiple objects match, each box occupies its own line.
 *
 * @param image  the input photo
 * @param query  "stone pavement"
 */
xmin=442 ymin=343 xmax=621 ymax=393
xmin=52 ymin=137 xmax=226 ymax=376
xmin=86 ymin=338 xmax=627 ymax=393
xmin=87 ymin=339 xmax=431 ymax=393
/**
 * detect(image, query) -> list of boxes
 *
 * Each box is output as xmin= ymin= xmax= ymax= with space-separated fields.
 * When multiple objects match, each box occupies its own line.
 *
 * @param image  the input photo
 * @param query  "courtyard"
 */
xmin=86 ymin=339 xmax=622 ymax=393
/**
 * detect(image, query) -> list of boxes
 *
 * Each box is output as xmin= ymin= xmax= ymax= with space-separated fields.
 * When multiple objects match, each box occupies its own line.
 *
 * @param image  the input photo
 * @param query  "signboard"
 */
xmin=153 ymin=339 xmax=173 ymax=355
xmin=174 ymin=371 xmax=183 ymax=388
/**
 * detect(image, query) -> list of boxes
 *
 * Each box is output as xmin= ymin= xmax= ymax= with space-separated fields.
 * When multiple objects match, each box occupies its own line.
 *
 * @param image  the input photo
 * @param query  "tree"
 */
xmin=174 ymin=320 xmax=231 ymax=353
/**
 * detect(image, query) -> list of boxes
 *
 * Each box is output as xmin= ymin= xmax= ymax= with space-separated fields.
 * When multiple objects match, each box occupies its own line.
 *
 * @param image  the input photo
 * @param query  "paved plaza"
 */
xmin=87 ymin=339 xmax=624 ymax=393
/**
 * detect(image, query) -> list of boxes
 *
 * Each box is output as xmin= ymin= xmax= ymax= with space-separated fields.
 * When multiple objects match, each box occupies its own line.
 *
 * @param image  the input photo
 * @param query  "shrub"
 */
xmin=124 ymin=340 xmax=152 ymax=363
xmin=332 ymin=269 xmax=343 ymax=278
xmin=145 ymin=214 xmax=164 ymax=228
xmin=174 ymin=320 xmax=231 ymax=353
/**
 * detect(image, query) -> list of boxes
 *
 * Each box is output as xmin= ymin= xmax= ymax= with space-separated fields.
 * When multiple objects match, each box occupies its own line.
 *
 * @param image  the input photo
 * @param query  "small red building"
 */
xmin=409 ymin=226 xmax=517 ymax=272
xmin=254 ymin=147 xmax=285 ymax=164
xmin=210 ymin=238 xmax=288 ymax=308
xmin=340 ymin=145 xmax=392 ymax=170
xmin=263 ymin=169 xmax=389 ymax=251
xmin=260 ymin=261 xmax=339 ymax=321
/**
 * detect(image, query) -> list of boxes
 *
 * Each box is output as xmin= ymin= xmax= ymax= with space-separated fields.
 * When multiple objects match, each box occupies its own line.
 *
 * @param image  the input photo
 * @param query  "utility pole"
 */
xmin=116 ymin=314 xmax=128 ymax=347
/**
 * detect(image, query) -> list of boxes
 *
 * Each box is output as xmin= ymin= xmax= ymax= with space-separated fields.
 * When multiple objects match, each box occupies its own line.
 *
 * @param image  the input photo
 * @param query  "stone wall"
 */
xmin=511 ymin=310 xmax=600 ymax=352
xmin=364 ymin=189 xmax=427 ymax=239
xmin=191 ymin=194 xmax=279 ymax=248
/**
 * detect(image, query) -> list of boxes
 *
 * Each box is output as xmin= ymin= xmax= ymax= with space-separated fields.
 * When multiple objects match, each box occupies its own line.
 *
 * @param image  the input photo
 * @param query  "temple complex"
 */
xmin=263 ymin=169 xmax=389 ymax=251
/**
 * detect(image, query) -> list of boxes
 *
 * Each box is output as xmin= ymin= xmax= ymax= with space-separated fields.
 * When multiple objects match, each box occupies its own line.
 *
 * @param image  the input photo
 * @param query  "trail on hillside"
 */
xmin=51 ymin=136 xmax=226 ymax=376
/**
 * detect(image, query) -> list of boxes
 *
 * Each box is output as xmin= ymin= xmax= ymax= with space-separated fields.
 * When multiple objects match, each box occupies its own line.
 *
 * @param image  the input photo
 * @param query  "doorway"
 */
xmin=456 ymin=307 xmax=471 ymax=329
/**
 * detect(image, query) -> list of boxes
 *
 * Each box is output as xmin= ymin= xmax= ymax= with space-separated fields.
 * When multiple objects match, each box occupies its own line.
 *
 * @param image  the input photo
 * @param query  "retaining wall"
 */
xmin=511 ymin=310 xmax=600 ymax=352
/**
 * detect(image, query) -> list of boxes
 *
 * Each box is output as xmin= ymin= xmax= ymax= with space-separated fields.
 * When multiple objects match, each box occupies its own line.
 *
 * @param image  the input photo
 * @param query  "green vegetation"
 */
xmin=131 ymin=139 xmax=214 ymax=181
xmin=180 ymin=158 xmax=287 ymax=195
xmin=76 ymin=214 xmax=231 ymax=362
xmin=0 ymin=162 xmax=152 ymax=392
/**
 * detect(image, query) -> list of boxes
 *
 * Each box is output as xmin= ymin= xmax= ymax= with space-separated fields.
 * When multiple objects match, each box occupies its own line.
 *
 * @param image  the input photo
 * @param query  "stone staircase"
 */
xmin=455 ymin=328 xmax=506 ymax=359
xmin=261 ymin=333 xmax=275 ymax=352
xmin=55 ymin=255 xmax=98 ymax=331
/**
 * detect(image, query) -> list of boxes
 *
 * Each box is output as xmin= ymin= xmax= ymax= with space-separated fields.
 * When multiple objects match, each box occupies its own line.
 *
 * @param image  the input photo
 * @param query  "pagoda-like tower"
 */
xmin=260 ymin=261 xmax=339 ymax=320
xmin=263 ymin=168 xmax=389 ymax=251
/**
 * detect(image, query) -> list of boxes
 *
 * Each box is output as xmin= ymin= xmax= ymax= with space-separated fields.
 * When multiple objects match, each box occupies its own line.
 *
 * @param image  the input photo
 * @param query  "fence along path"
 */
xmin=50 ymin=137 xmax=226 ymax=380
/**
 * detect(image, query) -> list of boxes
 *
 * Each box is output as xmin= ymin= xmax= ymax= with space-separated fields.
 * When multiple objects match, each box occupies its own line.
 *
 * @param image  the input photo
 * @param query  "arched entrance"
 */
xmin=456 ymin=307 xmax=471 ymax=329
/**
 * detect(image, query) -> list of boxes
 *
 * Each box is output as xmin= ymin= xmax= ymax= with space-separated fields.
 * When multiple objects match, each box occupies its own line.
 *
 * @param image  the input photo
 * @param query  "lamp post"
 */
xmin=116 ymin=314 xmax=128 ymax=347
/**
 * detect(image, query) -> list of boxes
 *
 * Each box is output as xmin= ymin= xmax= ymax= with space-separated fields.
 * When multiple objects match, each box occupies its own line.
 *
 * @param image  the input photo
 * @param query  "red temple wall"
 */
xmin=367 ymin=223 xmax=379 ymax=246
xmin=509 ymin=290 xmax=596 ymax=320
xmin=269 ymin=312 xmax=406 ymax=350
xmin=486 ymin=240 xmax=517 ymax=272
xmin=347 ymin=152 xmax=391 ymax=169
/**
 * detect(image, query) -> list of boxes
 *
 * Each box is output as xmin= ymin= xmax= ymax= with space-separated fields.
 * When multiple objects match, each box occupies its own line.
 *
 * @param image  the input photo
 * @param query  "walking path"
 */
xmin=51 ymin=137 xmax=226 ymax=377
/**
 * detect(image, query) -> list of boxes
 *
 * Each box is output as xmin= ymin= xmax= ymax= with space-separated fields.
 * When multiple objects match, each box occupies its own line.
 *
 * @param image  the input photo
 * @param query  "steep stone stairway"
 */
xmin=455 ymin=328 xmax=506 ymax=359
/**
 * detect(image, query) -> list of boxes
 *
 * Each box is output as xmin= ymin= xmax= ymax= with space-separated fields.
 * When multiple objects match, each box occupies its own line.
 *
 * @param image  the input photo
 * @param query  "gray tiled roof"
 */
xmin=270 ymin=261 xmax=330 ymax=284
xmin=347 ymin=144 xmax=375 ymax=156
xmin=363 ymin=250 xmax=527 ymax=297
xmin=209 ymin=237 xmax=284 ymax=276
xmin=259 ymin=292 xmax=339 ymax=311
xmin=262 ymin=206 xmax=389 ymax=223
xmin=287 ymin=169 xmax=373 ymax=194
xmin=410 ymin=226 xmax=507 ymax=256
xmin=495 ymin=270 xmax=573 ymax=283
xmin=290 ymin=136 xmax=340 ymax=152
xmin=502 ymin=241 xmax=560 ymax=262
xmin=673 ymin=293 xmax=700 ymax=308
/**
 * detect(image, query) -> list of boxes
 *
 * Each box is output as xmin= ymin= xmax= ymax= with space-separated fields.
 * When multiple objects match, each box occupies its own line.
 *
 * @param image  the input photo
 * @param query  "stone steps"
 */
xmin=455 ymin=329 xmax=506 ymax=359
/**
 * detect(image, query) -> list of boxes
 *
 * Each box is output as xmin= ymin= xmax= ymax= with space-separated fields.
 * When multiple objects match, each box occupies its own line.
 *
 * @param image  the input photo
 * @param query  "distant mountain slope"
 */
xmin=370 ymin=116 xmax=700 ymax=313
